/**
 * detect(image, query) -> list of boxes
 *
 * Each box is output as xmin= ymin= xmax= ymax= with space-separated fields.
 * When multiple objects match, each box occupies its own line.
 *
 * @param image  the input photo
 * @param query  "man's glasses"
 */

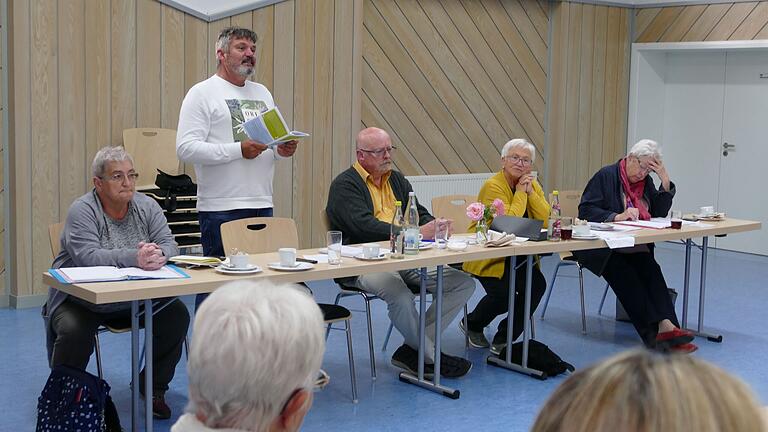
xmin=504 ymin=155 xmax=532 ymax=166
xmin=358 ymin=146 xmax=397 ymax=157
xmin=101 ymin=172 xmax=140 ymax=183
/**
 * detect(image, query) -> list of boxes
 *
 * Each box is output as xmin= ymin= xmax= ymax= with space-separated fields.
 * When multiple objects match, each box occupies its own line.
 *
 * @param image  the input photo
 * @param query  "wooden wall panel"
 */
xmin=547 ymin=2 xmax=631 ymax=191
xmin=6 ymin=0 xmax=362 ymax=300
xmin=362 ymin=0 xmax=549 ymax=176
xmin=635 ymin=2 xmax=768 ymax=42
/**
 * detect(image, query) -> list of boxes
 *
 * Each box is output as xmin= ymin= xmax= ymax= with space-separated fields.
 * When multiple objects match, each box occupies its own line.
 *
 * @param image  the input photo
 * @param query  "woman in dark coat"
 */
xmin=574 ymin=139 xmax=696 ymax=353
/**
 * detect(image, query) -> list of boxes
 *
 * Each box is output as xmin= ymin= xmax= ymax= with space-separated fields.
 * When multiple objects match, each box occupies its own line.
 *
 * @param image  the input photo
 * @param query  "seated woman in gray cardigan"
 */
xmin=573 ymin=139 xmax=695 ymax=353
xmin=44 ymin=146 xmax=189 ymax=419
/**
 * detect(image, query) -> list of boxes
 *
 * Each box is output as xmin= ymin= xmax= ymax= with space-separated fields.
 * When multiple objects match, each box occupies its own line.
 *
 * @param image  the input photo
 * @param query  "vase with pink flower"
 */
xmin=466 ymin=199 xmax=505 ymax=245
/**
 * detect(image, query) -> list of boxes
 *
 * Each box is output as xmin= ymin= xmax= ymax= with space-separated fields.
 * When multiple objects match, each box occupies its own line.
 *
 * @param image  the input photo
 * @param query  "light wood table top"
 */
xmin=42 ymin=218 xmax=760 ymax=305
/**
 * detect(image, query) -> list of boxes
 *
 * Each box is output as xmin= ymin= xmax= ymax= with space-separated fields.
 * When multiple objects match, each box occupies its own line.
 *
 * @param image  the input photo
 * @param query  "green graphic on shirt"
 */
xmin=226 ymin=99 xmax=268 ymax=141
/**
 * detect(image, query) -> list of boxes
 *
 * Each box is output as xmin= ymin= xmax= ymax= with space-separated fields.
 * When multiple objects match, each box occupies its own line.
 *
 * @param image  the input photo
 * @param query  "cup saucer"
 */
xmin=268 ymin=262 xmax=313 ymax=272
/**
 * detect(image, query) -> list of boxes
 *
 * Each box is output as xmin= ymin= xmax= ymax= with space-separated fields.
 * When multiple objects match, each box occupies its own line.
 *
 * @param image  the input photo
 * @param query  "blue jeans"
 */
xmin=196 ymin=207 xmax=273 ymax=309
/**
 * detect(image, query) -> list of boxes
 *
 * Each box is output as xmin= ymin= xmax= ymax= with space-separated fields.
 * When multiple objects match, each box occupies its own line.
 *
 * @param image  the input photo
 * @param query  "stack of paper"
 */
xmin=485 ymin=230 xmax=518 ymax=247
xmin=169 ymin=255 xmax=222 ymax=267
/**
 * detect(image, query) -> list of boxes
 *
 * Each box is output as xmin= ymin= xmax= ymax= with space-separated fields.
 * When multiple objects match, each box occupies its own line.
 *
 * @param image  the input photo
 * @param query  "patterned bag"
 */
xmin=36 ymin=365 xmax=122 ymax=432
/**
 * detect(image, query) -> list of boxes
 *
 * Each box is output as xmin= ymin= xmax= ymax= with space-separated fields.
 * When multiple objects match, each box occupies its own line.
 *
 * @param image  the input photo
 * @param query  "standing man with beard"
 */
xmin=177 ymin=27 xmax=298 ymax=308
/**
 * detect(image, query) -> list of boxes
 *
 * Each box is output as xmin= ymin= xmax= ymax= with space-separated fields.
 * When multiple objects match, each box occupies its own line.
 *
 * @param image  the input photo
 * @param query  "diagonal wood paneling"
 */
xmin=547 ymin=2 xmax=631 ymax=192
xmin=6 ymin=0 xmax=362 ymax=300
xmin=362 ymin=0 xmax=549 ymax=176
xmin=635 ymin=2 xmax=768 ymax=42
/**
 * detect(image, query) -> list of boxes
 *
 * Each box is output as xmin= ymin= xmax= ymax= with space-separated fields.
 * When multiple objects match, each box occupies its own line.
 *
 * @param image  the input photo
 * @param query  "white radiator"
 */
xmin=406 ymin=173 xmax=494 ymax=213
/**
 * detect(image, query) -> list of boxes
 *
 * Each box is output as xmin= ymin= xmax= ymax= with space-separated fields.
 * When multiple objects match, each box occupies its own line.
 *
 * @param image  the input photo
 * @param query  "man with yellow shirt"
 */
xmin=326 ymin=127 xmax=475 ymax=378
xmin=461 ymin=139 xmax=550 ymax=355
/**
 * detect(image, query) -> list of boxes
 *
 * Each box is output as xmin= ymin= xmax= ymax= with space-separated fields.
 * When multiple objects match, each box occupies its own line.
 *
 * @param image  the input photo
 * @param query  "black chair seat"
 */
xmin=562 ymin=255 xmax=578 ymax=263
xmin=318 ymin=303 xmax=352 ymax=323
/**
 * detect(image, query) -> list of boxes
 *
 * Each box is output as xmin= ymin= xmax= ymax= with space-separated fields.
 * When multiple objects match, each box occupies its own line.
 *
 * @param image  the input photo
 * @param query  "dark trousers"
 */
xmin=467 ymin=257 xmax=546 ymax=345
xmin=196 ymin=207 xmax=273 ymax=308
xmin=50 ymin=298 xmax=190 ymax=393
xmin=600 ymin=251 xmax=679 ymax=346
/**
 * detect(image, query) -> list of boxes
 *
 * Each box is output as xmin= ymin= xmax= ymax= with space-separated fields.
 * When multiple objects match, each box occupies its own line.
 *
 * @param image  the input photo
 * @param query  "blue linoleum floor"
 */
xmin=2 ymin=242 xmax=767 ymax=431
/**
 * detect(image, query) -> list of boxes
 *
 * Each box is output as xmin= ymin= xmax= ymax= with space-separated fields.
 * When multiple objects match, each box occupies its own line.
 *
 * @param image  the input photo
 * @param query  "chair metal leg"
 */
xmin=578 ymin=267 xmax=587 ymax=334
xmin=463 ymin=304 xmax=469 ymax=347
xmin=326 ymin=292 xmax=344 ymax=340
xmin=344 ymin=320 xmax=358 ymax=403
xmin=363 ymin=297 xmax=377 ymax=379
xmin=184 ymin=336 xmax=190 ymax=359
xmin=540 ymin=261 xmax=567 ymax=319
xmin=94 ymin=333 xmax=104 ymax=379
xmin=382 ymin=321 xmax=395 ymax=351
xmin=530 ymin=316 xmax=536 ymax=339
xmin=598 ymin=282 xmax=611 ymax=315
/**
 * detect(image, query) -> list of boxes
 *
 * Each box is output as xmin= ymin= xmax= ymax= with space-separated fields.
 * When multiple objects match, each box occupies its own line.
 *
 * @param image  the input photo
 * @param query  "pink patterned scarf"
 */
xmin=619 ymin=158 xmax=651 ymax=220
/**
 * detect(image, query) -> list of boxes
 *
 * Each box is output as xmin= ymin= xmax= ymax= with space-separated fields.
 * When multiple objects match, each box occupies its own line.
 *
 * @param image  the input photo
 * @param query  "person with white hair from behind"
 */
xmin=171 ymin=280 xmax=325 ymax=432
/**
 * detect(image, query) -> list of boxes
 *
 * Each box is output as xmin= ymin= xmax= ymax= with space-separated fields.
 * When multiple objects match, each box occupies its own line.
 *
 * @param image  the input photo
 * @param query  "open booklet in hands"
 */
xmin=241 ymin=106 xmax=309 ymax=149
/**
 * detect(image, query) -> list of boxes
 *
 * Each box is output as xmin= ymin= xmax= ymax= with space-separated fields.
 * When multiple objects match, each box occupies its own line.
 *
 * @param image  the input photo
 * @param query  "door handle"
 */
xmin=722 ymin=142 xmax=735 ymax=157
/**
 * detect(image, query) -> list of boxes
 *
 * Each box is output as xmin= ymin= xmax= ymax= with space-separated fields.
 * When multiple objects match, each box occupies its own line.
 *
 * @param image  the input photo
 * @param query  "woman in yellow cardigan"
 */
xmin=461 ymin=139 xmax=550 ymax=355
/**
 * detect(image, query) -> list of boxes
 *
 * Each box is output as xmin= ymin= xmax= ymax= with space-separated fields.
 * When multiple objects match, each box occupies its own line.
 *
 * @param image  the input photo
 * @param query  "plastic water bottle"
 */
xmin=548 ymin=190 xmax=562 ymax=241
xmin=403 ymin=192 xmax=420 ymax=255
xmin=390 ymin=201 xmax=405 ymax=259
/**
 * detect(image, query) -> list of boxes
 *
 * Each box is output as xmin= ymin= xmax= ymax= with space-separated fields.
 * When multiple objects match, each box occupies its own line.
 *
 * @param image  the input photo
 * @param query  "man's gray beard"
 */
xmin=236 ymin=65 xmax=254 ymax=78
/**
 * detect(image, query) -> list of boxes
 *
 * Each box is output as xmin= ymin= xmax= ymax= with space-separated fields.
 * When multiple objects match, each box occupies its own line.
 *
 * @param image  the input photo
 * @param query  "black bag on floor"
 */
xmin=36 ymin=365 xmax=123 ymax=432
xmin=498 ymin=339 xmax=575 ymax=378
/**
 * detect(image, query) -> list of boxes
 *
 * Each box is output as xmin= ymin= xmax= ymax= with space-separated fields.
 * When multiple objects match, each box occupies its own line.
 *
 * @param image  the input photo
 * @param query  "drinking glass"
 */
xmin=560 ymin=216 xmax=573 ymax=240
xmin=326 ymin=231 xmax=343 ymax=265
xmin=670 ymin=210 xmax=683 ymax=229
xmin=434 ymin=218 xmax=449 ymax=249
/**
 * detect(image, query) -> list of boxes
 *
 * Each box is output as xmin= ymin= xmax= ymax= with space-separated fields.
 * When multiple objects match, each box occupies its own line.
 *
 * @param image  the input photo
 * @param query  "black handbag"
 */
xmin=154 ymin=169 xmax=196 ymax=195
xmin=154 ymin=169 xmax=196 ymax=213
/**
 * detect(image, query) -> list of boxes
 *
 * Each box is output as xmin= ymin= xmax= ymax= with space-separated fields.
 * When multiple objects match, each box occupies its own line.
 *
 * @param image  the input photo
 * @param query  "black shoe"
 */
xmin=139 ymin=389 xmax=172 ymax=420
xmin=439 ymin=353 xmax=472 ymax=378
xmin=459 ymin=318 xmax=490 ymax=348
xmin=391 ymin=344 xmax=434 ymax=378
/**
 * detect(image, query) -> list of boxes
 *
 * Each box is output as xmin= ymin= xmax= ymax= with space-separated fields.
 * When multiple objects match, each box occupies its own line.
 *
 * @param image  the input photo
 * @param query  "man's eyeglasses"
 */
xmin=101 ymin=172 xmax=140 ymax=183
xmin=504 ymin=155 xmax=533 ymax=166
xmin=358 ymin=146 xmax=397 ymax=157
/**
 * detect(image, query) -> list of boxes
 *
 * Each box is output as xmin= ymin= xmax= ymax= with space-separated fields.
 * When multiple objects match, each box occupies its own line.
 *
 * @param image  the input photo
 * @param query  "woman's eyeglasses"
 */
xmin=504 ymin=155 xmax=532 ymax=166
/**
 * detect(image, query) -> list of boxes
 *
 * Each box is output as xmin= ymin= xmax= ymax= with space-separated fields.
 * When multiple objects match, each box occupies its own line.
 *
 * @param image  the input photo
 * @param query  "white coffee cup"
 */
xmin=278 ymin=247 xmax=297 ymax=267
xmin=229 ymin=253 xmax=250 ymax=269
xmin=573 ymin=224 xmax=590 ymax=236
xmin=700 ymin=206 xmax=715 ymax=216
xmin=362 ymin=243 xmax=380 ymax=259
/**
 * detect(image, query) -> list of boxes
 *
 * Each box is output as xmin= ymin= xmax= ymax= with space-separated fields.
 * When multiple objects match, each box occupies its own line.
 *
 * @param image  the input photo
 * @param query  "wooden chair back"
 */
xmin=122 ymin=128 xmax=180 ymax=189
xmin=220 ymin=217 xmax=299 ymax=254
xmin=431 ymin=194 xmax=476 ymax=233
xmin=550 ymin=190 xmax=583 ymax=219
xmin=49 ymin=222 xmax=64 ymax=259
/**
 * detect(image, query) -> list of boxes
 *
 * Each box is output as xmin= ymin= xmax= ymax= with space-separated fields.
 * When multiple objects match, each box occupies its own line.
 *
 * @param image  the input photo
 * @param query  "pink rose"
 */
xmin=492 ymin=198 xmax=505 ymax=216
xmin=466 ymin=202 xmax=485 ymax=221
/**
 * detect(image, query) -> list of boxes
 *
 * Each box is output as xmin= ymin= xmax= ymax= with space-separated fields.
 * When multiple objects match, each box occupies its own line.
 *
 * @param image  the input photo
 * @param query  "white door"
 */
xmin=716 ymin=51 xmax=768 ymax=255
xmin=660 ymin=52 xmax=724 ymax=219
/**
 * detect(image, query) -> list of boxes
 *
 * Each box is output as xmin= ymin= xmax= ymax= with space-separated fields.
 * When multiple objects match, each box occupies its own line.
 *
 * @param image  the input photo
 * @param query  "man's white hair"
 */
xmin=501 ymin=138 xmax=536 ymax=163
xmin=187 ymin=280 xmax=325 ymax=431
xmin=91 ymin=145 xmax=134 ymax=178
xmin=628 ymin=139 xmax=661 ymax=160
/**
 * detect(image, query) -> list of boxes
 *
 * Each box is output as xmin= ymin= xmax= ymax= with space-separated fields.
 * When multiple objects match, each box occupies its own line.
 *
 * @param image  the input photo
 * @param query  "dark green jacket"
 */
xmin=326 ymin=167 xmax=433 ymax=245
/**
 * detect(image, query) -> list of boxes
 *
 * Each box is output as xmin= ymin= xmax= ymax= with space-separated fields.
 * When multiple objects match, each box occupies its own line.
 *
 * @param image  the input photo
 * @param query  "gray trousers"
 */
xmin=354 ymin=266 xmax=475 ymax=361
xmin=50 ymin=297 xmax=190 ymax=392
